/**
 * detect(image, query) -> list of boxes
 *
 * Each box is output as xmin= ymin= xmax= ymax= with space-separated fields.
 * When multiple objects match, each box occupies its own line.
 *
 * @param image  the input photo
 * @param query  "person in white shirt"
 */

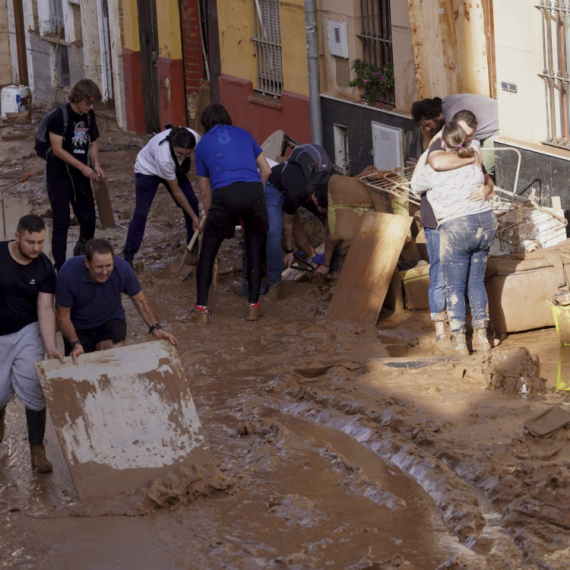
xmin=123 ymin=127 xmax=202 ymax=267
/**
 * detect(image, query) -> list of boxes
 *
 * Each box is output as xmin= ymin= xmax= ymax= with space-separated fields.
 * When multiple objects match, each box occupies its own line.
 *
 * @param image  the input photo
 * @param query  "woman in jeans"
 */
xmin=413 ymin=121 xmax=497 ymax=355
xmin=193 ymin=104 xmax=271 ymax=322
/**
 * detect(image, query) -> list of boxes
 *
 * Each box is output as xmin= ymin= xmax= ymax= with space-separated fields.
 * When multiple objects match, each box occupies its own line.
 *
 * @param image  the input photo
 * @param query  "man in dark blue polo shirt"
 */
xmin=56 ymin=239 xmax=178 ymax=363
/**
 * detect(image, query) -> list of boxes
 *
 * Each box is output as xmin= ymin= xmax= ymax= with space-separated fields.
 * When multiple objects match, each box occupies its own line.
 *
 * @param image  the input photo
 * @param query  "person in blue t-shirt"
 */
xmin=56 ymin=239 xmax=178 ymax=363
xmin=193 ymin=104 xmax=272 ymax=322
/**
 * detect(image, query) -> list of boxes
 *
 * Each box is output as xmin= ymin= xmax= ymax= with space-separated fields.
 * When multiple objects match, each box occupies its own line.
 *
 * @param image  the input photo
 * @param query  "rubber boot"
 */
xmin=0 ymin=406 xmax=5 ymax=444
xmin=25 ymin=407 xmax=53 ymax=473
xmin=451 ymin=333 xmax=470 ymax=357
xmin=73 ymin=240 xmax=87 ymax=257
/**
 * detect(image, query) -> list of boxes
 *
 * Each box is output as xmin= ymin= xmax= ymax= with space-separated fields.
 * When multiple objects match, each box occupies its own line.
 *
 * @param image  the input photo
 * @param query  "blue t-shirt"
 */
xmin=56 ymin=255 xmax=142 ymax=330
xmin=195 ymin=125 xmax=263 ymax=191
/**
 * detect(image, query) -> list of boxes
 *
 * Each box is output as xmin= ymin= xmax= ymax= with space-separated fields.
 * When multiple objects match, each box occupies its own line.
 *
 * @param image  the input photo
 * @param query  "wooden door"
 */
xmin=137 ymin=0 xmax=161 ymax=133
xmin=13 ymin=0 xmax=29 ymax=86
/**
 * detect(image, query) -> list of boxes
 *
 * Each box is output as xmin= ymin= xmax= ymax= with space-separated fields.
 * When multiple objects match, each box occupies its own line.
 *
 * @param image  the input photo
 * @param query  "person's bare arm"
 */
xmin=130 ymin=291 xmax=178 ymax=347
xmin=89 ymin=140 xmax=105 ymax=179
xmin=282 ymin=212 xmax=295 ymax=268
xmin=49 ymin=132 xmax=100 ymax=180
xmin=37 ymin=293 xmax=64 ymax=363
xmin=256 ymin=152 xmax=272 ymax=185
xmin=56 ymin=304 xmax=83 ymax=364
xmin=428 ymin=150 xmax=478 ymax=172
xmin=166 ymin=177 xmax=200 ymax=230
xmin=199 ymin=177 xmax=212 ymax=217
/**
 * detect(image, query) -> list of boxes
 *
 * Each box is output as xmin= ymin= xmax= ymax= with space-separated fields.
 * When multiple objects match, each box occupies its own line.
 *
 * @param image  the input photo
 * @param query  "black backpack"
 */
xmin=283 ymin=144 xmax=332 ymax=195
xmin=35 ymin=103 xmax=69 ymax=160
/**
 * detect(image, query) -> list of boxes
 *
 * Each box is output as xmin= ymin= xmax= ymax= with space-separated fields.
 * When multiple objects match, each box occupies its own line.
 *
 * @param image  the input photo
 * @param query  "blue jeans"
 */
xmin=265 ymin=181 xmax=285 ymax=284
xmin=439 ymin=210 xmax=497 ymax=334
xmin=123 ymin=173 xmax=199 ymax=261
xmin=424 ymin=227 xmax=446 ymax=321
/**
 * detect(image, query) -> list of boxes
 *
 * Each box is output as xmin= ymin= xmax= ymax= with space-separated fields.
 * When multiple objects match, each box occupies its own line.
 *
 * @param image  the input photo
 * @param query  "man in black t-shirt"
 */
xmin=46 ymin=79 xmax=105 ymax=271
xmin=263 ymin=144 xmax=337 ymax=300
xmin=0 ymin=215 xmax=64 ymax=473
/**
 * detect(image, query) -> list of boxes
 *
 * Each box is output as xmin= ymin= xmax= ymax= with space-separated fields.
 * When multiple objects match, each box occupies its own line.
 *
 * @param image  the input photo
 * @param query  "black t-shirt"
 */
xmin=269 ymin=162 xmax=314 ymax=216
xmin=0 ymin=242 xmax=56 ymax=335
xmin=419 ymin=139 xmax=487 ymax=229
xmin=46 ymin=103 xmax=99 ymax=175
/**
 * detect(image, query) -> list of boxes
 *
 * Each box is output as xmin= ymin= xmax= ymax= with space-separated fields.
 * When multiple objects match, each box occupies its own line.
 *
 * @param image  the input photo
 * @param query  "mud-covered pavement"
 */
xmin=2 ymin=115 xmax=570 ymax=569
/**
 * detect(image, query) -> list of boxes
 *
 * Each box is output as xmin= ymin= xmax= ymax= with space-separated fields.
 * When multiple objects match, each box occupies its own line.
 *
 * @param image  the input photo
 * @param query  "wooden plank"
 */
xmin=439 ymin=0 xmax=461 ymax=94
xmin=408 ymin=0 xmax=449 ymax=99
xmin=454 ymin=0 xmax=490 ymax=96
xmin=327 ymin=212 xmax=413 ymax=325
xmin=193 ymin=79 xmax=211 ymax=135
xmin=1 ymin=197 xmax=26 ymax=240
xmin=35 ymin=340 xmax=211 ymax=500
xmin=92 ymin=179 xmax=116 ymax=228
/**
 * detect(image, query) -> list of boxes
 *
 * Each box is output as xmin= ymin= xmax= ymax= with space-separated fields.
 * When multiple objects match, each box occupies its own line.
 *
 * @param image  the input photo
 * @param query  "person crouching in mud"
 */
xmin=412 ymin=121 xmax=497 ymax=356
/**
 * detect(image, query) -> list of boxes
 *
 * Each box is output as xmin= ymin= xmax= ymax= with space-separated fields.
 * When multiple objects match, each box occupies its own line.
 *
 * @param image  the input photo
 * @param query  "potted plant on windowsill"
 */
xmin=348 ymin=59 xmax=395 ymax=107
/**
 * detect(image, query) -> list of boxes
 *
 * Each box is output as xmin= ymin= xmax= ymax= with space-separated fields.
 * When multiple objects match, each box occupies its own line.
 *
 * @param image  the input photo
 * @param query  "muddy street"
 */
xmin=2 ymin=118 xmax=570 ymax=569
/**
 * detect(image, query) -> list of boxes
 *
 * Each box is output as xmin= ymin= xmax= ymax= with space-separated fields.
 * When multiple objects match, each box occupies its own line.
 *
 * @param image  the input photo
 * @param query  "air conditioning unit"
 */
xmin=327 ymin=20 xmax=348 ymax=59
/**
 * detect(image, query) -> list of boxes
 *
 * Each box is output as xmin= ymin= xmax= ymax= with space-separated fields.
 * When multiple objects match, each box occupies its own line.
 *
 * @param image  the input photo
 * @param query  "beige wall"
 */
xmin=494 ymin=0 xmax=547 ymax=143
xmin=318 ymin=0 xmax=416 ymax=114
xmin=390 ymin=0 xmax=417 ymax=113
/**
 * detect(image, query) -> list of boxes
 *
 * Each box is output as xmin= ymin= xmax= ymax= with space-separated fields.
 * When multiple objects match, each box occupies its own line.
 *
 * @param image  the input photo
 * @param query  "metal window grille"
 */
xmin=49 ymin=0 xmax=64 ymax=34
xmin=358 ymin=0 xmax=394 ymax=105
xmin=537 ymin=0 xmax=570 ymax=149
xmin=251 ymin=0 xmax=283 ymax=97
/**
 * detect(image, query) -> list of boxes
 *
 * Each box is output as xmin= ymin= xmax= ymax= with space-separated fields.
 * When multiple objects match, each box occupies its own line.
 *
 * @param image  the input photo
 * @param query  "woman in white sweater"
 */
xmin=413 ymin=121 xmax=496 ymax=355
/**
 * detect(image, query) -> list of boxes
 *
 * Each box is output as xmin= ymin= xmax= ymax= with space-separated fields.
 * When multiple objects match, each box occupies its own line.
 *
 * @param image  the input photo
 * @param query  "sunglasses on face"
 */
xmin=175 ymin=151 xmax=191 ymax=160
xmin=84 ymin=100 xmax=95 ymax=108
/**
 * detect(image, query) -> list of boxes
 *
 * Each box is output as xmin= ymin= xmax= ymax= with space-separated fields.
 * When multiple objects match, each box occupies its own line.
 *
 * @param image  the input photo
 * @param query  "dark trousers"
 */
xmin=123 ymin=173 xmax=199 ymax=261
xmin=46 ymin=166 xmax=96 ymax=270
xmin=196 ymin=182 xmax=268 ymax=306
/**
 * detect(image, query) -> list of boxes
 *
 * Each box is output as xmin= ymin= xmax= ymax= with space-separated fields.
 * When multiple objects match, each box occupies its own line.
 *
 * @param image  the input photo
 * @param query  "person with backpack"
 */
xmin=43 ymin=79 xmax=104 ymax=271
xmin=263 ymin=144 xmax=336 ymax=300
xmin=122 ymin=126 xmax=202 ymax=267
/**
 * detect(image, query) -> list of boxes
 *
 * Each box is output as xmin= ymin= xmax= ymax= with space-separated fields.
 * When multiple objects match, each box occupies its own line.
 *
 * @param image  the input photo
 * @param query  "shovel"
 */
xmin=174 ymin=229 xmax=200 ymax=279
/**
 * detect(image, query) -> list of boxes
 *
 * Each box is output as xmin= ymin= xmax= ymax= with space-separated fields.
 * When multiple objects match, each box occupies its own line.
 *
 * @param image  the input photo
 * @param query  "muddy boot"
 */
xmin=189 ymin=305 xmax=210 ymax=324
xmin=26 ymin=407 xmax=52 ymax=473
xmin=434 ymin=333 xmax=454 ymax=355
xmin=0 ymin=406 xmax=5 ymax=443
xmin=472 ymin=328 xmax=492 ymax=354
xmin=246 ymin=302 xmax=261 ymax=321
xmin=451 ymin=333 xmax=470 ymax=357
xmin=266 ymin=282 xmax=283 ymax=301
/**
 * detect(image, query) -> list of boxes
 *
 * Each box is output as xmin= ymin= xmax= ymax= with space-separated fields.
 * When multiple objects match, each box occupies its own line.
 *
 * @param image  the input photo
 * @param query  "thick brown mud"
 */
xmin=2 ymin=118 xmax=570 ymax=569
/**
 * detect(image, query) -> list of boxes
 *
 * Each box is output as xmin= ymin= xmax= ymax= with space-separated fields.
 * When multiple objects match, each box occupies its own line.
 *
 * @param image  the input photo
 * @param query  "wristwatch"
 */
xmin=70 ymin=340 xmax=82 ymax=349
xmin=284 ymin=248 xmax=294 ymax=254
xmin=148 ymin=323 xmax=162 ymax=335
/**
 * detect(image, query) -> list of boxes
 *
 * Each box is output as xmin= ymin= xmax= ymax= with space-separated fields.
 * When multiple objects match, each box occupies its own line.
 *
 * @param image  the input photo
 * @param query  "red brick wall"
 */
xmin=179 ymin=0 xmax=204 ymax=123
xmin=219 ymin=75 xmax=312 ymax=146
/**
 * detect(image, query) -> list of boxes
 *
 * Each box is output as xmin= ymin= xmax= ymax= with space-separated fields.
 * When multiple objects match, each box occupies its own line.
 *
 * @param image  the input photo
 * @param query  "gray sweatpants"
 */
xmin=0 ymin=322 xmax=46 ymax=411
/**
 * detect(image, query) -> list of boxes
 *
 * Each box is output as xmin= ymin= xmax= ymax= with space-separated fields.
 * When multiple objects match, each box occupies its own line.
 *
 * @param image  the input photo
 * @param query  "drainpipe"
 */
xmin=304 ymin=0 xmax=322 ymax=145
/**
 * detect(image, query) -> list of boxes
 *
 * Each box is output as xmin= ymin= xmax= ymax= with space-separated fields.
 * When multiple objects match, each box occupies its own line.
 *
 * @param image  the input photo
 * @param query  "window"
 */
xmin=537 ymin=1 xmax=570 ymax=149
xmin=48 ymin=0 xmax=64 ymax=35
xmin=358 ymin=0 xmax=394 ymax=104
xmin=251 ymin=0 xmax=283 ymax=97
